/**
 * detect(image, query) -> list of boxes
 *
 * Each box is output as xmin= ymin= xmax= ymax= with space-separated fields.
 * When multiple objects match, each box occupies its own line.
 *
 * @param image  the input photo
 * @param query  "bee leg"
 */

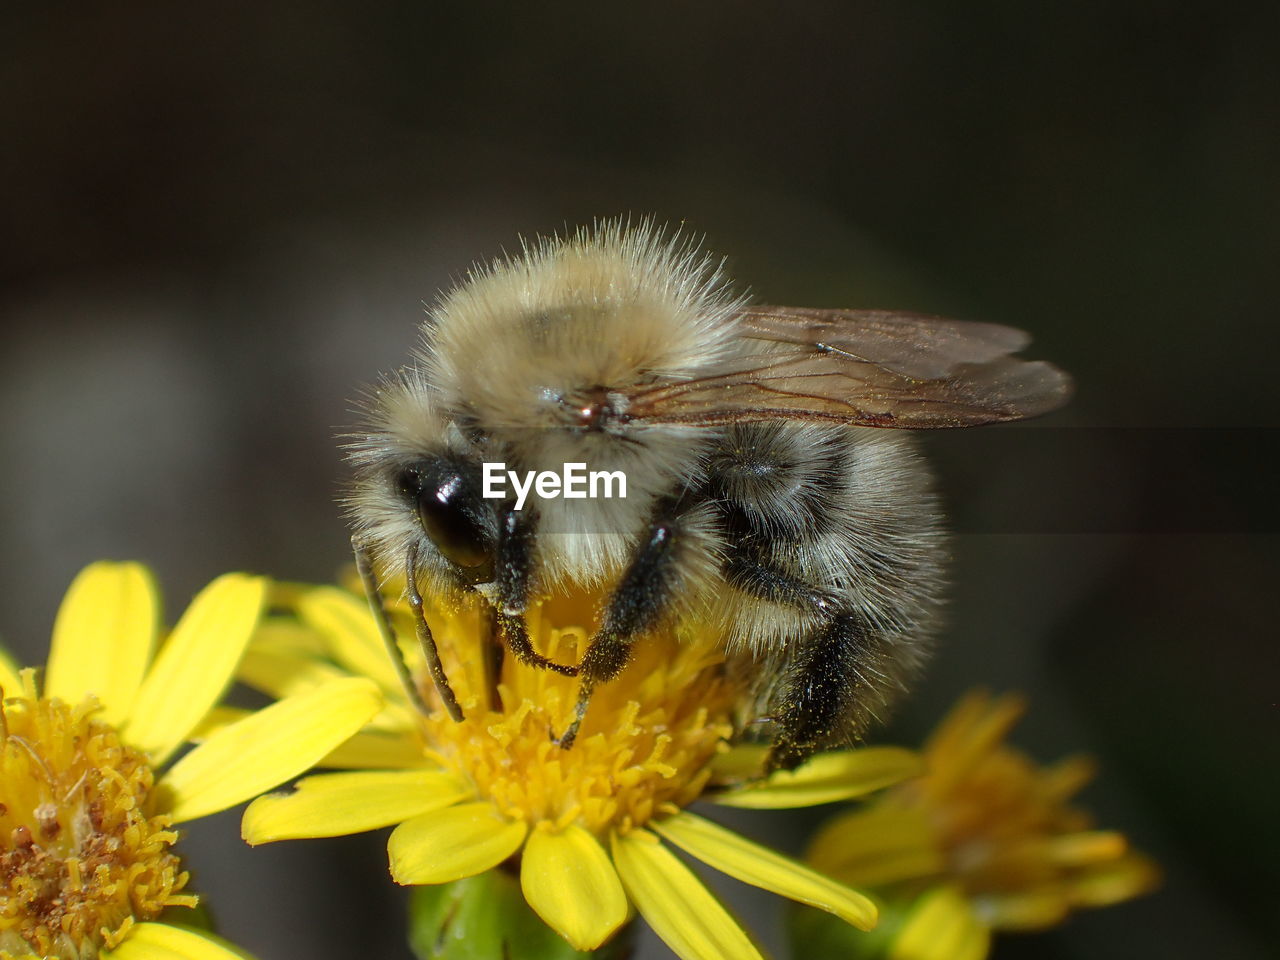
xmin=498 ymin=613 xmax=578 ymax=676
xmin=556 ymin=627 xmax=630 ymax=749
xmin=352 ymin=535 xmax=454 ymax=719
xmin=556 ymin=677 xmax=594 ymax=750
xmin=723 ymin=553 xmax=838 ymax=613
xmin=404 ymin=542 xmax=465 ymax=722
xmin=768 ymin=614 xmax=876 ymax=773
xmin=722 ymin=553 xmax=871 ymax=773
xmin=480 ymin=603 xmax=503 ymax=712
xmin=495 ymin=504 xmax=578 ymax=676
xmin=557 ymin=511 xmax=681 ymax=749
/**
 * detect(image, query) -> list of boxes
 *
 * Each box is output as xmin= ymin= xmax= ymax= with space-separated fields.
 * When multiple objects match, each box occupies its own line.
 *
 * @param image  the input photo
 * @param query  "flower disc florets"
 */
xmin=0 ymin=676 xmax=193 ymax=960
xmin=412 ymin=593 xmax=740 ymax=836
xmin=2 ymin=561 xmax=383 ymax=960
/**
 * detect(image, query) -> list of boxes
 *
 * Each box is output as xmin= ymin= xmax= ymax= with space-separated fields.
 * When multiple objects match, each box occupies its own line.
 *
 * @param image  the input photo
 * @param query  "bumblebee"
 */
xmin=346 ymin=222 xmax=1071 ymax=769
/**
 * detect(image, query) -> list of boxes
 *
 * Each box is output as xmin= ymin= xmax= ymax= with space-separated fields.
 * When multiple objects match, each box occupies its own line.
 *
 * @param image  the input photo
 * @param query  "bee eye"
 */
xmin=396 ymin=463 xmax=495 ymax=577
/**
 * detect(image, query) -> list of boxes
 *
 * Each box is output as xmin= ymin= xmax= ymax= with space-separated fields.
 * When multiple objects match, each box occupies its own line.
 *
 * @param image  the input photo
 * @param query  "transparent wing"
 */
xmin=625 ymin=306 xmax=1073 ymax=428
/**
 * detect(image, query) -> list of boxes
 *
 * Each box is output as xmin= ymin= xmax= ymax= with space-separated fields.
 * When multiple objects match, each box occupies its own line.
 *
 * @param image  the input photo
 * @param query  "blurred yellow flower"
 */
xmin=806 ymin=690 xmax=1160 ymax=960
xmin=240 ymin=583 xmax=920 ymax=959
xmin=0 ymin=562 xmax=382 ymax=960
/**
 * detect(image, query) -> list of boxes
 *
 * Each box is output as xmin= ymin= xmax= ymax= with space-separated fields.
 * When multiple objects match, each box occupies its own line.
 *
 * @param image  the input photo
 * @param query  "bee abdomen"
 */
xmin=704 ymin=422 xmax=852 ymax=539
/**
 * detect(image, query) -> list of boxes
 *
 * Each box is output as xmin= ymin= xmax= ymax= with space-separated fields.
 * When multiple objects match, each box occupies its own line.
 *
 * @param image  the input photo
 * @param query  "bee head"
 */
xmin=393 ymin=455 xmax=497 ymax=585
xmin=346 ymin=373 xmax=500 ymax=590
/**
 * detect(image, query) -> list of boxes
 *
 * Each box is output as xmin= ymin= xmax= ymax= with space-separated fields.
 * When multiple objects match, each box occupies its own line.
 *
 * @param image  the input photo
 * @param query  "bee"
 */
xmin=346 ymin=221 xmax=1071 ymax=771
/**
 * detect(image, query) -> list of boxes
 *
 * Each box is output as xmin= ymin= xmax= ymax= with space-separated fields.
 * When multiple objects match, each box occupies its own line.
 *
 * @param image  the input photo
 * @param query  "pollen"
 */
xmin=414 ymin=593 xmax=743 ymax=837
xmin=0 ymin=675 xmax=195 ymax=960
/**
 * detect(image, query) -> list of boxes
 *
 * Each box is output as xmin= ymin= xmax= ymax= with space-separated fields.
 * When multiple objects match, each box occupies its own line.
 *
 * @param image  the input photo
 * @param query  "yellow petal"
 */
xmin=956 ymin=920 xmax=993 ymax=960
xmin=521 ymin=824 xmax=628 ymax=950
xmin=921 ymin=690 xmax=992 ymax=759
xmin=890 ymin=887 xmax=990 ymax=960
xmin=45 ymin=561 xmax=159 ymax=725
xmin=243 ymin=769 xmax=471 ymax=844
xmin=238 ymin=646 xmax=415 ymax=733
xmin=1044 ymin=830 xmax=1128 ymax=867
xmin=318 ymin=729 xmax=430 ymax=770
xmin=237 ymin=646 xmax=350 ymax=700
xmin=1067 ymin=853 xmax=1161 ymax=908
xmin=0 ymin=646 xmax=21 ymax=695
xmin=251 ymin=616 xmax=330 ymax=658
xmin=188 ymin=705 xmax=253 ymax=740
xmin=298 ymin=586 xmax=405 ymax=700
xmin=610 ymin=829 xmax=763 ymax=960
xmin=807 ymin=806 xmax=944 ymax=887
xmin=125 ymin=574 xmax=267 ymax=764
xmin=653 ymin=811 xmax=877 ymax=931
xmin=714 ymin=747 xmax=922 ymax=809
xmin=100 ymin=922 xmax=256 ymax=960
xmin=191 ymin=706 xmax=416 ymax=761
xmin=389 ymin=802 xmax=527 ymax=884
xmin=708 ymin=743 xmax=770 ymax=781
xmin=922 ymin=692 xmax=1025 ymax=800
xmin=160 ymin=677 xmax=381 ymax=823
xmin=1041 ymin=753 xmax=1098 ymax=802
xmin=974 ymin=889 xmax=1068 ymax=931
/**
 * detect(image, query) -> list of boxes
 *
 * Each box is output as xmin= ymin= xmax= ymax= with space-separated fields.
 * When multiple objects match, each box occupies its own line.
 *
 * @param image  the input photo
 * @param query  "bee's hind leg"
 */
xmin=767 ymin=612 xmax=885 ymax=773
xmin=721 ymin=552 xmax=876 ymax=774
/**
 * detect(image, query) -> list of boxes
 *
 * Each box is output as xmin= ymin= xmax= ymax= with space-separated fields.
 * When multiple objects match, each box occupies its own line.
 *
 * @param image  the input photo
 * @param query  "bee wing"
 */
xmin=625 ymin=306 xmax=1073 ymax=428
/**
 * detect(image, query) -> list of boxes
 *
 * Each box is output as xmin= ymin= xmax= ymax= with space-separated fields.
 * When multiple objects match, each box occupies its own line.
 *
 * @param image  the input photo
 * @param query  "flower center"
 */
xmin=0 ymin=678 xmax=195 ymax=960
xmin=416 ymin=594 xmax=744 ymax=836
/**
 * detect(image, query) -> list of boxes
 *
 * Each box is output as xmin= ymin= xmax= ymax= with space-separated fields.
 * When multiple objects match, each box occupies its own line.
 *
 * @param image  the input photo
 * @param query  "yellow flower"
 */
xmin=805 ymin=691 xmax=1161 ymax=960
xmin=241 ymin=583 xmax=920 ymax=959
xmin=0 ymin=562 xmax=382 ymax=960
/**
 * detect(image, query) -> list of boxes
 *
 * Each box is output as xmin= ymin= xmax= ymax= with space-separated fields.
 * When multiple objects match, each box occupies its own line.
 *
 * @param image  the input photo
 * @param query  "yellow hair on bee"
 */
xmin=422 ymin=219 xmax=746 ymax=435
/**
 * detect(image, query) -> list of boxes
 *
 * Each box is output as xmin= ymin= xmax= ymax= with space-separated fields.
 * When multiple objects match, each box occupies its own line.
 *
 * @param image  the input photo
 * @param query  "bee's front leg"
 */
xmin=352 ymin=535 xmax=440 ymax=718
xmin=494 ymin=503 xmax=577 ymax=677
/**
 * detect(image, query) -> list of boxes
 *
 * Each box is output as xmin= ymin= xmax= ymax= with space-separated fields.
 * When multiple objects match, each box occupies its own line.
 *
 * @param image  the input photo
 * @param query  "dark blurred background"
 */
xmin=2 ymin=3 xmax=1276 ymax=958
